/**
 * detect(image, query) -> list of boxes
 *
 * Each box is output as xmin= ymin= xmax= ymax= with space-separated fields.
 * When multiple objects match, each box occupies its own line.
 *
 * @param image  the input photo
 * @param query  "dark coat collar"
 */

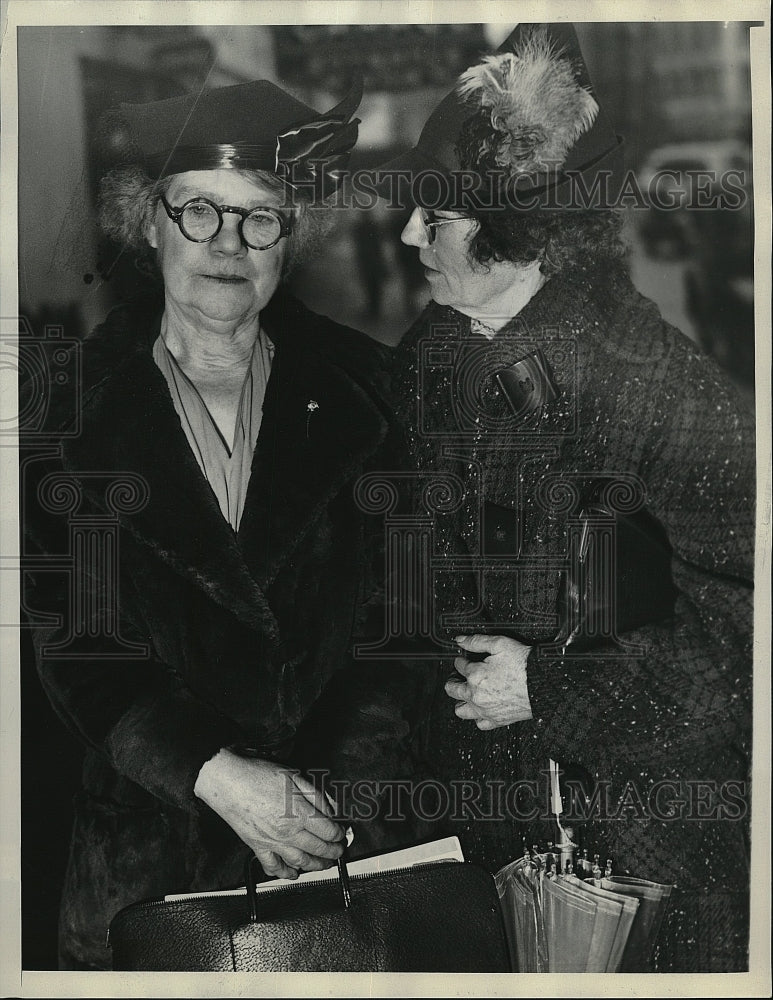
xmin=58 ymin=290 xmax=390 ymax=636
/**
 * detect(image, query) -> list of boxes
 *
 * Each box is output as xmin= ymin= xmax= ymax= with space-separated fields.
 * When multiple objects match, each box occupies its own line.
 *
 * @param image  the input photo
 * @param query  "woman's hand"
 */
xmin=444 ymin=634 xmax=534 ymax=730
xmin=194 ymin=749 xmax=345 ymax=880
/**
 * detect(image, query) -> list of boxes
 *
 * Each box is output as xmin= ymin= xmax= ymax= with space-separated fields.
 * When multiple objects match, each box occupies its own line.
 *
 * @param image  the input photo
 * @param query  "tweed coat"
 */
xmin=389 ymin=260 xmax=755 ymax=972
xmin=21 ymin=288 xmax=400 ymax=969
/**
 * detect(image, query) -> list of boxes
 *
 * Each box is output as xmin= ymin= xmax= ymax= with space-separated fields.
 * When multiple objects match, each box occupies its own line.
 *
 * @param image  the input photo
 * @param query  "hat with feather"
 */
xmin=98 ymin=77 xmax=362 ymax=201
xmin=377 ymin=23 xmax=624 ymax=209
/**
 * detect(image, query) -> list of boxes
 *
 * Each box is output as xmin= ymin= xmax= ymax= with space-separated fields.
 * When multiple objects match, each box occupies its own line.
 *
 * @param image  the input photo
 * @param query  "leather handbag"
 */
xmin=107 ymin=854 xmax=512 ymax=972
xmin=554 ymin=479 xmax=679 ymax=652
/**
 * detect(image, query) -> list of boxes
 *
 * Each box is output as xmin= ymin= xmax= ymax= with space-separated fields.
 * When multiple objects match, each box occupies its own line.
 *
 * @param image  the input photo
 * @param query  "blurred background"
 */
xmin=18 ymin=22 xmax=755 ymax=380
xmin=16 ymin=21 xmax=755 ymax=969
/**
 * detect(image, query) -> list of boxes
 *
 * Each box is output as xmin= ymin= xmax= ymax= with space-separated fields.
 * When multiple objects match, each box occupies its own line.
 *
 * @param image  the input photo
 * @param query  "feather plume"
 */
xmin=457 ymin=27 xmax=599 ymax=174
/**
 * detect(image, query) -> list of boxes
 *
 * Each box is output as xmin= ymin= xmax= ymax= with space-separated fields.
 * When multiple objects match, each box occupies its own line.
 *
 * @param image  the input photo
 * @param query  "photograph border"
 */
xmin=1 ymin=1 xmax=770 ymax=996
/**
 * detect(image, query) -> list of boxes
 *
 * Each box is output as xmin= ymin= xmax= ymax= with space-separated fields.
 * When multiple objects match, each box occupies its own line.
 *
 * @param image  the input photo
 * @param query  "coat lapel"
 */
xmin=62 ymin=333 xmax=282 ymax=638
xmin=237 ymin=312 xmax=390 ymax=588
xmin=59 ymin=295 xmax=389 ymax=633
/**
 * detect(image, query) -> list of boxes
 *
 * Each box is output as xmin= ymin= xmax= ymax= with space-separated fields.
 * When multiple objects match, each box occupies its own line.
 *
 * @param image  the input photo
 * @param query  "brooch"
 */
xmin=306 ymin=399 xmax=319 ymax=438
xmin=495 ymin=348 xmax=558 ymax=422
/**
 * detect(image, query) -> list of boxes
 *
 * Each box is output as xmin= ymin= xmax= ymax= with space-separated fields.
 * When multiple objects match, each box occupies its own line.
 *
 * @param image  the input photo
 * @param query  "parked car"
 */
xmin=636 ymin=140 xmax=750 ymax=260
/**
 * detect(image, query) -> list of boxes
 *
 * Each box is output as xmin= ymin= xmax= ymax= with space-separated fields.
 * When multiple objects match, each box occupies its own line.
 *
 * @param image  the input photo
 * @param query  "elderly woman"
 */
xmin=22 ymin=79 xmax=396 ymax=969
xmin=379 ymin=24 xmax=755 ymax=972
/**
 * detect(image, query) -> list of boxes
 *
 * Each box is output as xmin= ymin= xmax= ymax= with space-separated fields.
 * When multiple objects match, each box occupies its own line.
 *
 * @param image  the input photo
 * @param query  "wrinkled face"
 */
xmin=147 ymin=169 xmax=290 ymax=328
xmin=401 ymin=206 xmax=520 ymax=319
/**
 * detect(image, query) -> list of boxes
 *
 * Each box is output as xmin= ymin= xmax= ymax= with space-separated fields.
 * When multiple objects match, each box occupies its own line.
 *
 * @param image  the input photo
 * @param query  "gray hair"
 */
xmin=97 ymin=165 xmax=333 ymax=278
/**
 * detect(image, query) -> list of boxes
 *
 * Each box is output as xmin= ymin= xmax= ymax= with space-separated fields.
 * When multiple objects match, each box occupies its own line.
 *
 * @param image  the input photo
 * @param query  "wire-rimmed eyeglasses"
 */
xmin=419 ymin=208 xmax=472 ymax=244
xmin=160 ymin=194 xmax=292 ymax=251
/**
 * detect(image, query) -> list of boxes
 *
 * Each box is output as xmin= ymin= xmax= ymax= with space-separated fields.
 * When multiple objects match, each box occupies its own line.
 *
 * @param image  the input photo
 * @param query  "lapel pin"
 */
xmin=306 ymin=399 xmax=319 ymax=438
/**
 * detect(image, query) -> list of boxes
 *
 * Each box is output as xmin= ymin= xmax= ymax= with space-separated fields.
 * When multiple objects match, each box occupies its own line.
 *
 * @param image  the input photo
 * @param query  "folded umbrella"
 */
xmin=495 ymin=856 xmax=547 ymax=972
xmin=560 ymin=875 xmax=640 ymax=972
xmin=598 ymin=875 xmax=673 ymax=972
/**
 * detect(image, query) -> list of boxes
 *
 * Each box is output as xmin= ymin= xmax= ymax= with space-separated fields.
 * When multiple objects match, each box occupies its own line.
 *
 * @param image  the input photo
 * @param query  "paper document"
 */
xmin=163 ymin=837 xmax=465 ymax=902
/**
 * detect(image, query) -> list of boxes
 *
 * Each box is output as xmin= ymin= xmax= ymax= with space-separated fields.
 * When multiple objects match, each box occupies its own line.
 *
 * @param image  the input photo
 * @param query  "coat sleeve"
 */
xmin=522 ymin=340 xmax=755 ymax=809
xmin=22 ymin=497 xmax=246 ymax=813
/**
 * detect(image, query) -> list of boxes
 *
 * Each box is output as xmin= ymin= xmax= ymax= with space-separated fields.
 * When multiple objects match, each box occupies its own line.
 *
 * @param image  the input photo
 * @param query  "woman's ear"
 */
xmin=145 ymin=201 xmax=159 ymax=250
xmin=145 ymin=218 xmax=158 ymax=250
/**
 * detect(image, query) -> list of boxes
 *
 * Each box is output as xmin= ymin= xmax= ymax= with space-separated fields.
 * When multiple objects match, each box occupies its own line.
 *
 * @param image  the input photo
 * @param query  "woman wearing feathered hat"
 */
xmin=21 ymin=77 xmax=397 ymax=969
xmin=381 ymin=24 xmax=754 ymax=972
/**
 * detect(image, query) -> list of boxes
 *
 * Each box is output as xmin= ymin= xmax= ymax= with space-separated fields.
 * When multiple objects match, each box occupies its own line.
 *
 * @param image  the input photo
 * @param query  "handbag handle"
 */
xmin=245 ymin=851 xmax=352 ymax=922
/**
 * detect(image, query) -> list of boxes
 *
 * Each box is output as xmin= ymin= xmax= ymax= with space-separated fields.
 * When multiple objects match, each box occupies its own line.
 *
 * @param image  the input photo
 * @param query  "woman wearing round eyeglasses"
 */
xmin=22 ymin=79 xmax=401 ymax=970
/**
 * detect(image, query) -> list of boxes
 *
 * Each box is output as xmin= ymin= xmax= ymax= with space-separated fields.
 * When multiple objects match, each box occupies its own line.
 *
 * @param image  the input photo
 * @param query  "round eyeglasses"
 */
xmin=419 ymin=208 xmax=472 ymax=244
xmin=159 ymin=194 xmax=292 ymax=251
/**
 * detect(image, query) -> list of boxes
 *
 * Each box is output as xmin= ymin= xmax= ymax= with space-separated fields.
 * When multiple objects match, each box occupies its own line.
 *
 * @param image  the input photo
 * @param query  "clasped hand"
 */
xmin=444 ymin=633 xmax=534 ymax=730
xmin=194 ymin=749 xmax=345 ymax=880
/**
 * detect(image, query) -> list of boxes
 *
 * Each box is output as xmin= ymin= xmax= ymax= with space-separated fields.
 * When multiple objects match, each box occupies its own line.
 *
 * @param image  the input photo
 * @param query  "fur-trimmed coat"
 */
xmin=21 ymin=290 xmax=400 ymax=969
xmin=390 ymin=261 xmax=755 ymax=972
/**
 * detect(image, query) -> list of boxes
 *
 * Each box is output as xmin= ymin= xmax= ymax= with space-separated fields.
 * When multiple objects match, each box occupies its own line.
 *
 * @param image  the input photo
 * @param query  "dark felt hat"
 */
xmin=377 ymin=23 xmax=624 ymax=210
xmin=101 ymin=77 xmax=362 ymax=198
